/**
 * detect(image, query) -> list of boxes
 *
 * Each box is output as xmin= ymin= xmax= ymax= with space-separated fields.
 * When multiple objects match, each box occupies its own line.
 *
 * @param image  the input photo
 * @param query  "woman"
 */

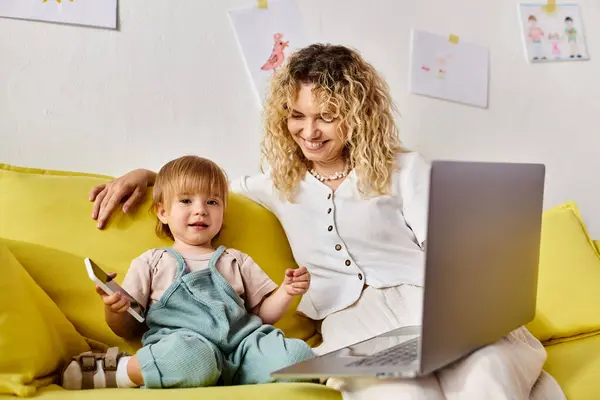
xmin=89 ymin=44 xmax=564 ymax=399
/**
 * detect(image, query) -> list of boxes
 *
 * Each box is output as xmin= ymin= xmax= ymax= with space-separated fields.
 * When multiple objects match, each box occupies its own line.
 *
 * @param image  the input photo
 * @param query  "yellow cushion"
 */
xmin=0 ymin=164 xmax=319 ymax=349
xmin=526 ymin=201 xmax=600 ymax=344
xmin=1 ymin=239 xmax=136 ymax=353
xmin=0 ymin=244 xmax=90 ymax=397
xmin=544 ymin=333 xmax=600 ymax=400
xmin=33 ymin=382 xmax=341 ymax=400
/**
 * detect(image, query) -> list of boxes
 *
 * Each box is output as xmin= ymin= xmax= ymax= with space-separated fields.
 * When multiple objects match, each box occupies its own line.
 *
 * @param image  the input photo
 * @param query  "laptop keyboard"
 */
xmin=345 ymin=337 xmax=419 ymax=367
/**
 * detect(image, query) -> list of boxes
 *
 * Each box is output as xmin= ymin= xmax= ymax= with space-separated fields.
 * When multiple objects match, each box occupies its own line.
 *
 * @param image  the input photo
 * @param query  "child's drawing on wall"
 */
xmin=409 ymin=29 xmax=489 ymax=109
xmin=261 ymin=33 xmax=289 ymax=73
xmin=229 ymin=0 xmax=308 ymax=105
xmin=519 ymin=3 xmax=589 ymax=63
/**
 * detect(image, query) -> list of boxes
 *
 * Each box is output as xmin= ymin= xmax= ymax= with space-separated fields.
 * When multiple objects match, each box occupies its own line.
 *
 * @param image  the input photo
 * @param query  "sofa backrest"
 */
xmin=0 ymin=164 xmax=320 ymax=351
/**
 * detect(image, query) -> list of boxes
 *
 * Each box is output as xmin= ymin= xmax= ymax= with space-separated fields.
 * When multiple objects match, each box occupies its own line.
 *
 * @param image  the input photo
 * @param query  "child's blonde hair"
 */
xmin=152 ymin=155 xmax=229 ymax=240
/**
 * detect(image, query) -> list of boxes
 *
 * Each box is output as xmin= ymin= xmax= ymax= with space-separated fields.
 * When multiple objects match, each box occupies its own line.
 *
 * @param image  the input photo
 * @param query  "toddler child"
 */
xmin=62 ymin=155 xmax=314 ymax=389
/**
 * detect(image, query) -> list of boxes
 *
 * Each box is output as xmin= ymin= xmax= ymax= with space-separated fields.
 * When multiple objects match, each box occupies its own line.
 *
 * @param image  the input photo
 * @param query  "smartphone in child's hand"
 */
xmin=84 ymin=258 xmax=146 ymax=323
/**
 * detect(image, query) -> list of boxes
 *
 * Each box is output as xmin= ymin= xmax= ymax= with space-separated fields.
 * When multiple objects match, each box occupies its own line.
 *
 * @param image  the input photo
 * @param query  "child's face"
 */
xmin=158 ymin=192 xmax=224 ymax=248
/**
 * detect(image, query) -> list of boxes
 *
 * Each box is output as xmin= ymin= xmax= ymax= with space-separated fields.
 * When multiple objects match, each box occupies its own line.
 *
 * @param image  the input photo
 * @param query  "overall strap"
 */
xmin=208 ymin=246 xmax=226 ymax=274
xmin=163 ymin=248 xmax=188 ymax=279
xmin=207 ymin=245 xmax=244 ymax=307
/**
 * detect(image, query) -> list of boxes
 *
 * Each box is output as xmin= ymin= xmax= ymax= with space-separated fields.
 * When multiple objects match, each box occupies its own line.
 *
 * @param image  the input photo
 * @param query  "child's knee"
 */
xmin=270 ymin=339 xmax=314 ymax=382
xmin=166 ymin=340 xmax=221 ymax=387
xmin=285 ymin=339 xmax=314 ymax=365
xmin=140 ymin=334 xmax=222 ymax=388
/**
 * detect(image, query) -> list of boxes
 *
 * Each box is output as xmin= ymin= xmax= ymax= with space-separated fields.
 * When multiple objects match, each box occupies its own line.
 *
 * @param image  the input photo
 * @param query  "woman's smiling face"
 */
xmin=287 ymin=83 xmax=346 ymax=166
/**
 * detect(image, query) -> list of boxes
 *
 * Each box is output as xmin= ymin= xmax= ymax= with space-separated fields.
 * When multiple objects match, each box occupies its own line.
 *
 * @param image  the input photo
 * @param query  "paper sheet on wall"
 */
xmin=409 ymin=29 xmax=489 ymax=109
xmin=228 ymin=0 xmax=309 ymax=106
xmin=0 ymin=0 xmax=117 ymax=29
xmin=518 ymin=3 xmax=590 ymax=63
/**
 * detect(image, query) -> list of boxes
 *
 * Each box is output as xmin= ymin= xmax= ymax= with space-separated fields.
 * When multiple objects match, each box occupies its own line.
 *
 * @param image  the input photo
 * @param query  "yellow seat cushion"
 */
xmin=544 ymin=333 xmax=600 ymax=400
xmin=31 ymin=382 xmax=340 ymax=400
xmin=0 ymin=163 xmax=319 ymax=350
xmin=526 ymin=201 xmax=600 ymax=344
xmin=0 ymin=244 xmax=90 ymax=397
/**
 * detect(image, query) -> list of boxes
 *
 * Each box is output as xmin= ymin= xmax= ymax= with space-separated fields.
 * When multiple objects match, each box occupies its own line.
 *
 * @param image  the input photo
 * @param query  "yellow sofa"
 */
xmin=0 ymin=163 xmax=599 ymax=399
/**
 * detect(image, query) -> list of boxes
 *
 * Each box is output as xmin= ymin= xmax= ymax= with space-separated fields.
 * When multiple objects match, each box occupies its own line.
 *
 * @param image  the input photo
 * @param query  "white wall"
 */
xmin=1 ymin=0 xmax=600 ymax=234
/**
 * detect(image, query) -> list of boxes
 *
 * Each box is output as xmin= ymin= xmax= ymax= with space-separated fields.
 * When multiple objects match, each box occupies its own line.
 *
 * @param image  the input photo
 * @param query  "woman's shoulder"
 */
xmin=230 ymin=170 xmax=273 ymax=191
xmin=392 ymin=151 xmax=431 ymax=184
xmin=230 ymin=169 xmax=279 ymax=210
xmin=394 ymin=151 xmax=430 ymax=171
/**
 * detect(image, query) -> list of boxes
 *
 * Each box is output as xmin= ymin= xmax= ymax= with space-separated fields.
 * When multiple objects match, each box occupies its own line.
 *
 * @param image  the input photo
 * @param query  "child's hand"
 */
xmin=282 ymin=267 xmax=310 ymax=296
xmin=95 ymin=273 xmax=131 ymax=313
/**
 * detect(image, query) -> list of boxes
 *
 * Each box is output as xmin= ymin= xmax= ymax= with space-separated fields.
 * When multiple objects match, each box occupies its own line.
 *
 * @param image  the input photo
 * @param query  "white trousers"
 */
xmin=313 ymin=285 xmax=566 ymax=400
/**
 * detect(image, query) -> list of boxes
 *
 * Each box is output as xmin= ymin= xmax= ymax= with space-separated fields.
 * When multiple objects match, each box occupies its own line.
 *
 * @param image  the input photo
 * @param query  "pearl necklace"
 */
xmin=309 ymin=165 xmax=350 ymax=182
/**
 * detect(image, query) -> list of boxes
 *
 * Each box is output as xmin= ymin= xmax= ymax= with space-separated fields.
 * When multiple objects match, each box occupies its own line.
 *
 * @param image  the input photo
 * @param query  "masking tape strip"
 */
xmin=544 ymin=0 xmax=557 ymax=13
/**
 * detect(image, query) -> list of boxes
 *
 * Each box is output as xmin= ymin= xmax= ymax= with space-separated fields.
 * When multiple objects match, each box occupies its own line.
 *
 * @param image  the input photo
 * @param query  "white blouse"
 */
xmin=230 ymin=152 xmax=431 ymax=321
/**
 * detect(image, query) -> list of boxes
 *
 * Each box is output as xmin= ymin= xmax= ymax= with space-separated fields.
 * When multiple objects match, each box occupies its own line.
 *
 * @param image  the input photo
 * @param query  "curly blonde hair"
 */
xmin=262 ymin=43 xmax=404 ymax=200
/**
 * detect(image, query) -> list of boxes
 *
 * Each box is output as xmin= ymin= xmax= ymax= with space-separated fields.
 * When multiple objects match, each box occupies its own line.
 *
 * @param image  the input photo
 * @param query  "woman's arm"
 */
xmin=91 ymin=167 xmax=277 ymax=229
xmin=90 ymin=168 xmax=157 ymax=229
xmin=398 ymin=152 xmax=431 ymax=248
xmin=230 ymin=172 xmax=277 ymax=212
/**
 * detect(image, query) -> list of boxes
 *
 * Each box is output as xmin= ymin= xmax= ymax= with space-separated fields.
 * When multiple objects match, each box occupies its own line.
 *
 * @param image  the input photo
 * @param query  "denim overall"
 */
xmin=135 ymin=246 xmax=313 ymax=388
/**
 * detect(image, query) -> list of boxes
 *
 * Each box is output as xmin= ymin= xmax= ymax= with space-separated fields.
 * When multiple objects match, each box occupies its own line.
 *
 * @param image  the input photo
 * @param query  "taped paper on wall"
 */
xmin=519 ymin=3 xmax=590 ymax=63
xmin=229 ymin=0 xmax=309 ymax=106
xmin=409 ymin=29 xmax=490 ymax=108
xmin=0 ymin=0 xmax=117 ymax=28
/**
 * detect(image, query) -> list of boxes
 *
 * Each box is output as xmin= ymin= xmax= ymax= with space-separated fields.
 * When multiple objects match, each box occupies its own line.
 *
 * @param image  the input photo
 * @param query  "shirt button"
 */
xmin=358 ymin=273 xmax=363 ymax=280
xmin=327 ymin=208 xmax=332 ymax=214
xmin=328 ymin=225 xmax=333 ymax=232
xmin=345 ymin=259 xmax=351 ymax=266
xmin=327 ymin=193 xmax=332 ymax=200
xmin=336 ymin=244 xmax=342 ymax=251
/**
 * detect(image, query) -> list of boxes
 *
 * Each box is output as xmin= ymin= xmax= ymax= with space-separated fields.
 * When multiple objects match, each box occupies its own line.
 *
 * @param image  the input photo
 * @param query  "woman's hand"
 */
xmin=90 ymin=169 xmax=153 ymax=229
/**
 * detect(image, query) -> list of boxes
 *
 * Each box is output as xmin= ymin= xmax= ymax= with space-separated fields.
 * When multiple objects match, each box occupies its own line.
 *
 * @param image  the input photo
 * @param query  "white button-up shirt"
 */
xmin=230 ymin=152 xmax=430 ymax=320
